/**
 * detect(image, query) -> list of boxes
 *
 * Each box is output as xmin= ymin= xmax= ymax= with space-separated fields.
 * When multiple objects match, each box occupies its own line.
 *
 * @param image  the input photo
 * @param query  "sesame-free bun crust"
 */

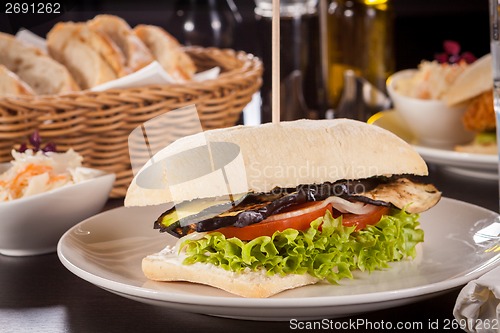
xmin=444 ymin=54 xmax=493 ymax=106
xmin=47 ymin=21 xmax=125 ymax=89
xmin=133 ymin=24 xmax=196 ymax=81
xmin=125 ymin=119 xmax=428 ymax=207
xmin=87 ymin=15 xmax=154 ymax=73
xmin=0 ymin=65 xmax=34 ymax=96
xmin=0 ymin=32 xmax=79 ymax=95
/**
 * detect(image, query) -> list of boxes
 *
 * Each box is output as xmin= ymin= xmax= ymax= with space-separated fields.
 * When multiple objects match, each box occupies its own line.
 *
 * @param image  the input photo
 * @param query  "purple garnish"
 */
xmin=443 ymin=40 xmax=460 ymax=56
xmin=435 ymin=53 xmax=448 ymax=64
xmin=42 ymin=142 xmax=57 ymax=153
xmin=17 ymin=131 xmax=57 ymax=154
xmin=29 ymin=130 xmax=42 ymax=151
xmin=18 ymin=143 xmax=28 ymax=153
xmin=461 ymin=51 xmax=477 ymax=64
xmin=434 ymin=40 xmax=476 ymax=65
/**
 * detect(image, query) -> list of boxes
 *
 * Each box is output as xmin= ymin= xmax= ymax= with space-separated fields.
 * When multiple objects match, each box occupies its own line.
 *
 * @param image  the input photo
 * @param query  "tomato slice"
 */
xmin=342 ymin=206 xmax=390 ymax=231
xmin=215 ymin=201 xmax=332 ymax=240
xmin=213 ymin=201 xmax=390 ymax=241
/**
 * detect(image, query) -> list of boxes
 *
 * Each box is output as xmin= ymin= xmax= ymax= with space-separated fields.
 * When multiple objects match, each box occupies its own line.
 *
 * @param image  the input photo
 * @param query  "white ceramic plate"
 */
xmin=57 ymin=198 xmax=500 ymax=321
xmin=369 ymin=110 xmax=498 ymax=180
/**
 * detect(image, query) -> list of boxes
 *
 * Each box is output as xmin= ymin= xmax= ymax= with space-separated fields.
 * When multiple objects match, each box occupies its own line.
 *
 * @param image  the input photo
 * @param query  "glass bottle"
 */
xmin=323 ymin=0 xmax=394 ymax=112
xmin=174 ymin=0 xmax=238 ymax=48
xmin=255 ymin=0 xmax=324 ymax=123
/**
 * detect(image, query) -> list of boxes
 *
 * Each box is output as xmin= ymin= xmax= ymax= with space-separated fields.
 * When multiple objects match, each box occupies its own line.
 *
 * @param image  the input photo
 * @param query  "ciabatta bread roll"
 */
xmin=88 ymin=15 xmax=154 ymax=73
xmin=126 ymin=119 xmax=429 ymax=207
xmin=125 ymin=119 xmax=440 ymax=298
xmin=142 ymin=249 xmax=319 ymax=298
xmin=0 ymin=65 xmax=34 ymax=97
xmin=47 ymin=22 xmax=125 ymax=89
xmin=0 ymin=32 xmax=79 ymax=95
xmin=134 ymin=24 xmax=196 ymax=81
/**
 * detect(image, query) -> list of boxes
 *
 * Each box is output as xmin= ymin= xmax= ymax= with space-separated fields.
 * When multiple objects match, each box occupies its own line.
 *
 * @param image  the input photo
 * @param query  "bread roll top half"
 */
xmin=125 ymin=119 xmax=428 ymax=207
xmin=444 ymin=53 xmax=493 ymax=106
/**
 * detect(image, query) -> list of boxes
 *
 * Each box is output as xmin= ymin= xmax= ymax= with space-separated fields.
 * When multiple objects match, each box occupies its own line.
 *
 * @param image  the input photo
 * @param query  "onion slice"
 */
xmin=265 ymin=196 xmax=378 ymax=222
xmin=328 ymin=196 xmax=379 ymax=214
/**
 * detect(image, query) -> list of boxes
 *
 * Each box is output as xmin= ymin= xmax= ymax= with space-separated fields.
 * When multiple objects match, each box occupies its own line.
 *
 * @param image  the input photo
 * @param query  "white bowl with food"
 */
xmin=0 ymin=149 xmax=115 ymax=256
xmin=387 ymin=64 xmax=474 ymax=148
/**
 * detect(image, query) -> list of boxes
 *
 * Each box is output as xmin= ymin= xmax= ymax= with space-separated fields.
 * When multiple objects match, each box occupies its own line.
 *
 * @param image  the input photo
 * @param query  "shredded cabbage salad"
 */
xmin=180 ymin=208 xmax=423 ymax=283
xmin=0 ymin=149 xmax=96 ymax=202
xmin=396 ymin=60 xmax=467 ymax=100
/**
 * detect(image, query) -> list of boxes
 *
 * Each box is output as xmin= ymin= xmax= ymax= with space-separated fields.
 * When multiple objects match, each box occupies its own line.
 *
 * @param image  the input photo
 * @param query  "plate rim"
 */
xmin=57 ymin=197 xmax=500 ymax=308
xmin=412 ymin=144 xmax=496 ymax=165
xmin=370 ymin=110 xmax=497 ymax=170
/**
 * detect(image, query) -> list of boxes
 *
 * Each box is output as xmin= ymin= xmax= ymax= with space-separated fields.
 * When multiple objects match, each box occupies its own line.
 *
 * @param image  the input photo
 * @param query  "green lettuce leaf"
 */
xmin=475 ymin=132 xmax=496 ymax=145
xmin=180 ymin=208 xmax=423 ymax=283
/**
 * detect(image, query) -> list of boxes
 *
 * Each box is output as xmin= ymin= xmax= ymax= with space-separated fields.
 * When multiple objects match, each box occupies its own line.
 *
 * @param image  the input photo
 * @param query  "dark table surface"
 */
xmin=0 ymin=164 xmax=498 ymax=333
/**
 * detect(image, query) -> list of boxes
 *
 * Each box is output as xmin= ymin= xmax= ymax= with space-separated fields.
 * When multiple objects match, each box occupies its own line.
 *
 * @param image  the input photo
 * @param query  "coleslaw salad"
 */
xmin=0 ymin=149 xmax=97 ymax=202
xmin=395 ymin=60 xmax=468 ymax=100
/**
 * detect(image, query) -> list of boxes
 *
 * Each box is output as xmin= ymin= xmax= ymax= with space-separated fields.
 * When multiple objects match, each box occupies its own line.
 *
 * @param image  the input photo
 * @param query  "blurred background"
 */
xmin=0 ymin=0 xmax=489 ymax=67
xmin=0 ymin=0 xmax=490 ymax=122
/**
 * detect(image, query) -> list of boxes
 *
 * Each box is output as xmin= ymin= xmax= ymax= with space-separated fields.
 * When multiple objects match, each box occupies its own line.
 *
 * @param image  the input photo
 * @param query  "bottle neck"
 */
xmin=339 ymin=0 xmax=390 ymax=4
xmin=330 ymin=0 xmax=391 ymax=10
xmin=255 ymin=0 xmax=318 ymax=18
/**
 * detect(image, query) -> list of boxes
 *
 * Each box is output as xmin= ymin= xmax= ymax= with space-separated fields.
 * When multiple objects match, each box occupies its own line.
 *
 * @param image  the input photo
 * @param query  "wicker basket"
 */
xmin=0 ymin=47 xmax=263 ymax=198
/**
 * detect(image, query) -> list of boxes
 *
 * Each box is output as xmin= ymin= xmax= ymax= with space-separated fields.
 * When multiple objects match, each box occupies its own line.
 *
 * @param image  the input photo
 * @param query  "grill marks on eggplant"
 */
xmin=359 ymin=177 xmax=441 ymax=214
xmin=156 ymin=178 xmax=384 ymax=238
xmin=155 ymin=176 xmax=440 ymax=238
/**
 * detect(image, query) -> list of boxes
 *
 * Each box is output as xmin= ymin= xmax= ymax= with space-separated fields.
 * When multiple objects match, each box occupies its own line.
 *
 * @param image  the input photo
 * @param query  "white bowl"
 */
xmin=0 ymin=165 xmax=115 ymax=256
xmin=387 ymin=69 xmax=474 ymax=148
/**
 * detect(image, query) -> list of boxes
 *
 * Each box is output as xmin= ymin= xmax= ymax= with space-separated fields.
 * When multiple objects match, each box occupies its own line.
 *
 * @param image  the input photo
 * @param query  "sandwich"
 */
xmin=444 ymin=54 xmax=496 ymax=154
xmin=125 ymin=119 xmax=441 ymax=298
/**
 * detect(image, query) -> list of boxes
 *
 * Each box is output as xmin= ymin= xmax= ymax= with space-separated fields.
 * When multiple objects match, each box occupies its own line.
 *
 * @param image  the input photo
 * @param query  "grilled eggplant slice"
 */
xmin=156 ymin=178 xmax=382 ymax=238
xmin=358 ymin=177 xmax=441 ymax=213
xmin=155 ymin=176 xmax=440 ymax=238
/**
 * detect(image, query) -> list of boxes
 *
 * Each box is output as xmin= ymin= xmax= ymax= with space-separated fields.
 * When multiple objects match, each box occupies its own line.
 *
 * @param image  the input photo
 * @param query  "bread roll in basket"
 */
xmin=0 ymin=16 xmax=263 ymax=197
